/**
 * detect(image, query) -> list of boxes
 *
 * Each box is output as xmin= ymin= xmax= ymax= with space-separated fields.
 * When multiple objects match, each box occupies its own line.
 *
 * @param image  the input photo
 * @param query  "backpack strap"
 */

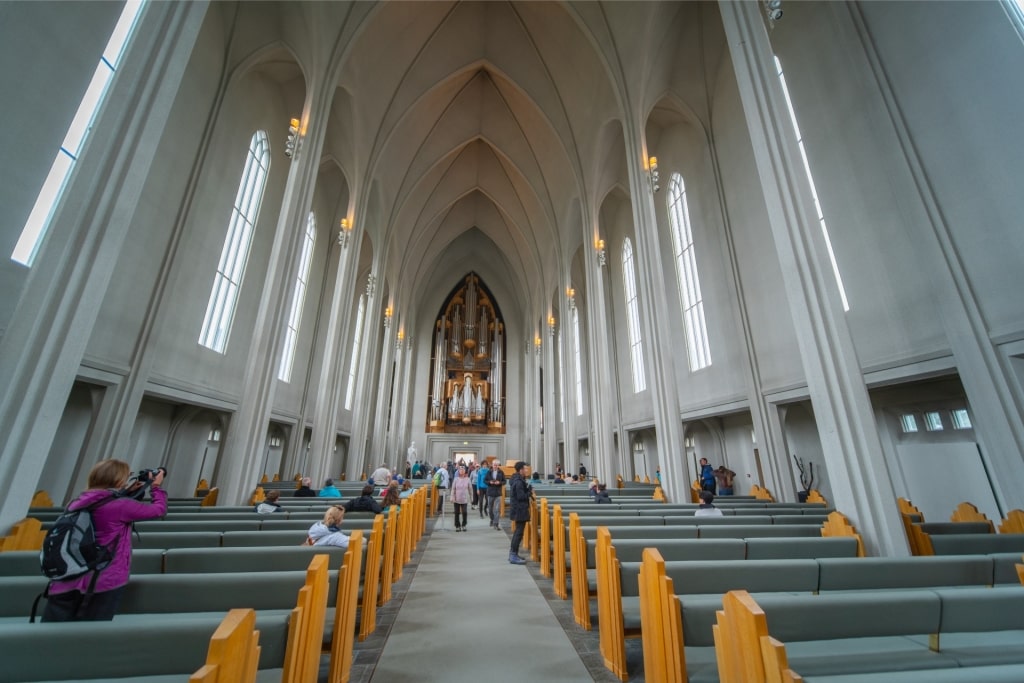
xmin=30 ymin=493 xmax=121 ymax=623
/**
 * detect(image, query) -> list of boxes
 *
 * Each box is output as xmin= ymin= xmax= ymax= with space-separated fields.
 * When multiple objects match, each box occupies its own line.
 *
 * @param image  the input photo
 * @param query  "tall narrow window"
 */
xmin=12 ymin=1 xmax=146 ymax=266
xmin=667 ymin=173 xmax=712 ymax=371
xmin=558 ymin=331 xmax=565 ymax=423
xmin=776 ymin=56 xmax=850 ymax=311
xmin=278 ymin=212 xmax=316 ymax=382
xmin=573 ymin=309 xmax=583 ymax=415
xmin=198 ymin=131 xmax=271 ymax=352
xmin=345 ymin=295 xmax=366 ymax=410
xmin=622 ymin=238 xmax=647 ymax=392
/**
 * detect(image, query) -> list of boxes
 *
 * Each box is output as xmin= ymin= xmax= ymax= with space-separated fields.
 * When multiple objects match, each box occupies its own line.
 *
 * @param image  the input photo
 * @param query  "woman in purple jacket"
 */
xmin=42 ymin=459 xmax=167 ymax=621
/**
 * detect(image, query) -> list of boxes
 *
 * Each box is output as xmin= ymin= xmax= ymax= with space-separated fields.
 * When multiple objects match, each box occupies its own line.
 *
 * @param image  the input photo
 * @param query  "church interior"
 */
xmin=2 ymin=4 xmax=1024 ymax=674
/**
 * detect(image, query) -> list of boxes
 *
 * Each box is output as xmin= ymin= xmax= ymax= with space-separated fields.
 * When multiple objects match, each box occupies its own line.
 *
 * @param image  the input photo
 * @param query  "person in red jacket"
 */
xmin=42 ymin=459 xmax=167 ymax=621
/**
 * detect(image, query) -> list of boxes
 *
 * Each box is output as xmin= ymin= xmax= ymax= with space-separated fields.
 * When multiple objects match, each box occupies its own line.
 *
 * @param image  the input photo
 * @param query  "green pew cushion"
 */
xmin=162 ymin=546 xmax=348 ymax=573
xmin=929 ymin=535 xmax=1024 ymax=555
xmin=800 ymin=663 xmax=1024 ymax=683
xmin=746 ymin=536 xmax=858 ymax=559
xmin=697 ymin=525 xmax=822 ymax=539
xmin=816 ymin=555 xmax=994 ymax=591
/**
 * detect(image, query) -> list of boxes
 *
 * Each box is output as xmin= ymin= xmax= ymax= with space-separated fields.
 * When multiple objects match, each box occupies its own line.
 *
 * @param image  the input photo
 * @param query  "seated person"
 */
xmin=399 ymin=480 xmax=414 ymax=499
xmin=318 ymin=478 xmax=342 ymax=498
xmin=531 ymin=471 xmax=541 ymax=482
xmin=307 ymin=506 xmax=350 ymax=547
xmin=254 ymin=489 xmax=282 ymax=514
xmin=587 ymin=480 xmax=598 ymax=496
xmin=344 ymin=484 xmax=383 ymax=514
xmin=695 ymin=490 xmax=724 ymax=517
xmin=381 ymin=483 xmax=402 ymax=515
xmin=554 ymin=475 xmax=566 ymax=484
xmin=593 ymin=483 xmax=612 ymax=504
xmin=294 ymin=477 xmax=316 ymax=497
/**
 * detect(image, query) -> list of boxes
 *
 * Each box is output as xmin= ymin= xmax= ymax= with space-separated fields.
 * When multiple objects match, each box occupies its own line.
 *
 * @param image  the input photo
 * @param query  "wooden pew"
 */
xmin=1000 ymin=509 xmax=1024 ymax=534
xmin=189 ymin=608 xmax=261 ymax=683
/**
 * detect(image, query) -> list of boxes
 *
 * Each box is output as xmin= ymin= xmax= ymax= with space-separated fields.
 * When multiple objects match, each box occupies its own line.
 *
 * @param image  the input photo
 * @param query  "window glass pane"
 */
xmin=775 ymin=56 xmax=850 ymax=312
xmin=900 ymin=414 xmax=918 ymax=433
xmin=924 ymin=412 xmax=944 ymax=431
xmin=345 ymin=296 xmax=366 ymax=410
xmin=278 ymin=213 xmax=316 ymax=382
xmin=667 ymin=173 xmax=712 ymax=370
xmin=12 ymin=1 xmax=146 ymax=267
xmin=573 ymin=309 xmax=583 ymax=415
xmin=622 ymin=239 xmax=646 ymax=392
xmin=951 ymin=409 xmax=972 ymax=430
xmin=199 ymin=131 xmax=271 ymax=352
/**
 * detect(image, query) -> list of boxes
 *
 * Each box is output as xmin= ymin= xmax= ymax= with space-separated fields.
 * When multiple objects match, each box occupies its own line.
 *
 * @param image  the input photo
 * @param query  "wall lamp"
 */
xmin=764 ymin=0 xmax=783 ymax=22
xmin=384 ymin=306 xmax=393 ymax=328
xmin=366 ymin=273 xmax=376 ymax=298
xmin=338 ymin=218 xmax=352 ymax=248
xmin=396 ymin=329 xmax=404 ymax=349
xmin=567 ymin=286 xmax=576 ymax=311
xmin=534 ymin=336 xmax=542 ymax=355
xmin=548 ymin=315 xmax=556 ymax=337
xmin=596 ymin=238 xmax=606 ymax=267
xmin=285 ymin=118 xmax=301 ymax=158
xmin=648 ymin=156 xmax=660 ymax=193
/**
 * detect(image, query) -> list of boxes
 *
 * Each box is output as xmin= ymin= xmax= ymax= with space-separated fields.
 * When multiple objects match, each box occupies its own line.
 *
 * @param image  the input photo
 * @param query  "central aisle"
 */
xmin=368 ymin=502 xmax=595 ymax=682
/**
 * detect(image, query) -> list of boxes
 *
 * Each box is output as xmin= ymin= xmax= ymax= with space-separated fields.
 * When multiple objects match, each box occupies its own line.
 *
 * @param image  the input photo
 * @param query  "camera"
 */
xmin=121 ymin=467 xmax=167 ymax=500
xmin=136 ymin=467 xmax=166 ymax=483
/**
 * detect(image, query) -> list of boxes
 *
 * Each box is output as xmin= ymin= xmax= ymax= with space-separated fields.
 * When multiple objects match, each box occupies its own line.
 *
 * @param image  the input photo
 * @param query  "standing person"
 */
xmin=307 ymin=506 xmax=351 ymax=547
xmin=715 ymin=466 xmax=736 ymax=495
xmin=42 ymin=460 xmax=168 ymax=622
xmin=507 ymin=461 xmax=532 ymax=564
xmin=485 ymin=460 xmax=506 ymax=529
xmin=450 ymin=465 xmax=473 ymax=531
xmin=433 ymin=463 xmax=450 ymax=516
xmin=411 ymin=461 xmax=422 ymax=479
xmin=476 ymin=462 xmax=490 ymax=518
xmin=699 ymin=458 xmax=716 ymax=494
xmin=579 ymin=462 xmax=587 ymax=479
xmin=370 ymin=463 xmax=392 ymax=487
xmin=294 ymin=477 xmax=316 ymax=497
xmin=318 ymin=478 xmax=342 ymax=498
xmin=695 ymin=490 xmax=724 ymax=517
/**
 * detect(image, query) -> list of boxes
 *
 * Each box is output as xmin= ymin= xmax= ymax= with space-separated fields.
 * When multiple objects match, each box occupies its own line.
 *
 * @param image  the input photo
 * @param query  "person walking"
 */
xmin=485 ymin=460 xmax=505 ymax=529
xmin=699 ymin=458 xmax=716 ymax=494
xmin=450 ymin=465 xmax=473 ymax=531
xmin=42 ymin=460 xmax=167 ymax=621
xmin=476 ymin=462 xmax=490 ymax=518
xmin=507 ymin=461 xmax=532 ymax=564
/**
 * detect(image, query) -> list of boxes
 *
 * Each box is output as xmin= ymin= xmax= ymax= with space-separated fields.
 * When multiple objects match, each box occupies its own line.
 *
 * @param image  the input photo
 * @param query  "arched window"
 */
xmin=573 ymin=308 xmax=583 ymax=415
xmin=558 ymin=330 xmax=565 ymax=423
xmin=12 ymin=1 xmax=146 ymax=266
xmin=345 ymin=294 xmax=366 ymax=410
xmin=667 ymin=173 xmax=712 ymax=370
xmin=198 ymin=130 xmax=271 ymax=352
xmin=622 ymin=238 xmax=647 ymax=393
xmin=775 ymin=56 xmax=850 ymax=311
xmin=278 ymin=212 xmax=316 ymax=382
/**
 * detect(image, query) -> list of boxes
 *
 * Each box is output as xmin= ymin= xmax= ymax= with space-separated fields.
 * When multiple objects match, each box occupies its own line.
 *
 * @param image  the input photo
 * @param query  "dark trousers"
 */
xmin=478 ymin=489 xmax=487 ymax=516
xmin=41 ymin=586 xmax=124 ymax=622
xmin=510 ymin=520 xmax=525 ymax=555
xmin=453 ymin=502 xmax=467 ymax=528
xmin=701 ymin=481 xmax=716 ymax=493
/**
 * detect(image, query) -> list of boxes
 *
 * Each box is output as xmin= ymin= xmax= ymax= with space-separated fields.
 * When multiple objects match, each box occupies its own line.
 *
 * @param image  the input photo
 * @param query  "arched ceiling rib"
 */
xmin=333 ymin=1 xmax=623 ymax=319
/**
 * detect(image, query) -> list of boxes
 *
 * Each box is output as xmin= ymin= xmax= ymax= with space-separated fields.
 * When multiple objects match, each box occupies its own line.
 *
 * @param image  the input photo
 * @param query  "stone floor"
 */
xmin=333 ymin=514 xmax=646 ymax=683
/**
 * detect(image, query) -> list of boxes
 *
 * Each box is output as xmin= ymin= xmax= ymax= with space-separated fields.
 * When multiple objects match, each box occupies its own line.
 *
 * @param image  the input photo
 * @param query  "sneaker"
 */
xmin=508 ymin=554 xmax=526 ymax=565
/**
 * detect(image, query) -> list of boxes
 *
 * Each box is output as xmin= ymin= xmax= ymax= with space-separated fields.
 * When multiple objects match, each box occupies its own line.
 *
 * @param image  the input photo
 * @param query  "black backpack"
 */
xmin=31 ymin=493 xmax=119 ymax=622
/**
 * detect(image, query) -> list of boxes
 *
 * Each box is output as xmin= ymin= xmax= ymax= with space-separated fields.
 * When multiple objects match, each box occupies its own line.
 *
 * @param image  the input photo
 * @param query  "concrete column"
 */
xmin=622 ymin=128 xmax=687 ymax=504
xmin=0 ymin=2 xmax=209 ymax=532
xmin=583 ymin=232 xmax=617 ymax=485
xmin=349 ymin=267 xmax=385 ymax=479
xmin=719 ymin=0 xmax=905 ymax=554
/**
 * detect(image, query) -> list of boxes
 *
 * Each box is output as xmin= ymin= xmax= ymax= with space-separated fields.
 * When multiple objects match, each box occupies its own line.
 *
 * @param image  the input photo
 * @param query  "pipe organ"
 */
xmin=427 ymin=273 xmax=505 ymax=434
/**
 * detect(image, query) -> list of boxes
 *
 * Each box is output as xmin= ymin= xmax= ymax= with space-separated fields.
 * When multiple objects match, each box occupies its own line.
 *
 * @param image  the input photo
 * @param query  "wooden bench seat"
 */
xmin=713 ymin=586 xmax=1024 ymax=682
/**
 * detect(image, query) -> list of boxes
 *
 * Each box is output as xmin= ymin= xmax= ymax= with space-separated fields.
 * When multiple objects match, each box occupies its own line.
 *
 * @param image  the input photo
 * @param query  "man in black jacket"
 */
xmin=344 ymin=484 xmax=383 ymax=514
xmin=507 ymin=461 xmax=532 ymax=564
xmin=293 ymin=477 xmax=316 ymax=497
xmin=485 ymin=460 xmax=505 ymax=529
